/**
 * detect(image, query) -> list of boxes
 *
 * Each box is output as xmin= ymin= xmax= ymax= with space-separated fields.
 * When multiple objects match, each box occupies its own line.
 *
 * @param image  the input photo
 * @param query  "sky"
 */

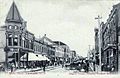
xmin=0 ymin=0 xmax=120 ymax=57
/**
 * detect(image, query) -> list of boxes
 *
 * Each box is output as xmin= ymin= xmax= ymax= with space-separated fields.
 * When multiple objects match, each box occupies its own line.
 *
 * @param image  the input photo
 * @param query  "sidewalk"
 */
xmin=13 ymin=65 xmax=61 ymax=73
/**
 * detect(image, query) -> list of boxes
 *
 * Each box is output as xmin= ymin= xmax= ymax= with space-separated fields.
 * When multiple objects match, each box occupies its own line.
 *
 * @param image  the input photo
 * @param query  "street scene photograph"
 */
xmin=1 ymin=0 xmax=120 ymax=78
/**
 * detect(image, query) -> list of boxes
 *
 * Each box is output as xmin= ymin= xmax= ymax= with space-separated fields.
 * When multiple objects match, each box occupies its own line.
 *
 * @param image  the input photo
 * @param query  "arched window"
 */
xmin=8 ymin=25 xmax=12 ymax=29
xmin=8 ymin=34 xmax=12 ymax=46
xmin=14 ymin=25 xmax=18 ymax=29
xmin=13 ymin=35 xmax=18 ymax=46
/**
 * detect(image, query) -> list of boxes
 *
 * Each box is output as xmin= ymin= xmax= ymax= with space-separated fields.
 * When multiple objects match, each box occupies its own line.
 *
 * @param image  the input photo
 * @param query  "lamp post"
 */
xmin=95 ymin=15 xmax=102 ymax=72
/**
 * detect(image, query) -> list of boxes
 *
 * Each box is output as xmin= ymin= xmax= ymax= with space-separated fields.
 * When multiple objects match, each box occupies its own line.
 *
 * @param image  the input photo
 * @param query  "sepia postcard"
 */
xmin=0 ymin=0 xmax=120 ymax=78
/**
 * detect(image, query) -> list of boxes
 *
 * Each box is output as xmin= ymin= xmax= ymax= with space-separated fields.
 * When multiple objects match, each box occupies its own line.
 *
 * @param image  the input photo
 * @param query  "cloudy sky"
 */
xmin=0 ymin=0 xmax=120 ymax=57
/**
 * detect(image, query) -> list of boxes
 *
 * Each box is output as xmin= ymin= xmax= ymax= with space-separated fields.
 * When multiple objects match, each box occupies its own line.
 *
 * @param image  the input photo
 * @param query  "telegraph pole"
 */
xmin=95 ymin=15 xmax=102 ymax=72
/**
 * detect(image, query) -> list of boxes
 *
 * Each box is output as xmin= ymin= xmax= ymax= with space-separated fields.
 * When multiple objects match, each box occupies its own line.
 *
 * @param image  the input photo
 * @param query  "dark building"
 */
xmin=100 ymin=3 xmax=120 ymax=72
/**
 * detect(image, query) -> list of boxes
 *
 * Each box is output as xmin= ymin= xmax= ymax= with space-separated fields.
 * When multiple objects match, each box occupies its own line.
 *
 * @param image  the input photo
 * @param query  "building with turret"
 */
xmin=0 ymin=2 xmax=75 ymax=70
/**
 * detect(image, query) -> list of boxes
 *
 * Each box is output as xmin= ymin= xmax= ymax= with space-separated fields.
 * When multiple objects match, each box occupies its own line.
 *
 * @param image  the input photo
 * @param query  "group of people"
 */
xmin=0 ymin=60 xmax=66 ymax=73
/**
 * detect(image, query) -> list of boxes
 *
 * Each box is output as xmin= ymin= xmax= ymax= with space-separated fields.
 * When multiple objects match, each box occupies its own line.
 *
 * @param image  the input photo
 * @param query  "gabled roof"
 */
xmin=5 ymin=2 xmax=23 ymax=23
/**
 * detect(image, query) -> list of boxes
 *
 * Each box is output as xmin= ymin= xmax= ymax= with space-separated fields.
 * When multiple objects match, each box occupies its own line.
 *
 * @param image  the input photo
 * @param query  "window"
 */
xmin=110 ymin=50 xmax=113 ymax=57
xmin=8 ymin=34 xmax=12 ymax=46
xmin=107 ymin=51 xmax=109 ymax=64
xmin=22 ymin=37 xmax=25 ymax=47
xmin=8 ymin=25 xmax=12 ymax=29
xmin=14 ymin=25 xmax=18 ymax=29
xmin=29 ymin=40 xmax=31 ymax=49
xmin=26 ymin=40 xmax=29 ymax=48
xmin=19 ymin=35 xmax=22 ymax=46
xmin=31 ymin=42 xmax=33 ymax=50
xmin=13 ymin=35 xmax=18 ymax=46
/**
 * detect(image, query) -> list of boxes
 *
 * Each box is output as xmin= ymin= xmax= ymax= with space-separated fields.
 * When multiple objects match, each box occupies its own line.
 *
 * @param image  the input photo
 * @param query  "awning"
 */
xmin=37 ymin=55 xmax=50 ymax=61
xmin=20 ymin=53 xmax=50 ymax=61
xmin=28 ymin=53 xmax=40 ymax=61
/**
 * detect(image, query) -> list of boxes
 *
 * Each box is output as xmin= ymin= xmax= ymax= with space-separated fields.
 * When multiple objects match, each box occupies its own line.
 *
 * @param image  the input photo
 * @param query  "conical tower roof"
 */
xmin=5 ymin=2 xmax=23 ymax=23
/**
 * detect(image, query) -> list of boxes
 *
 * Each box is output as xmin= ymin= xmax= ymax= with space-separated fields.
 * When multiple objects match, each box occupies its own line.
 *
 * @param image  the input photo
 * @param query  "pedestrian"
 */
xmin=24 ymin=65 xmax=26 ymax=70
xmin=62 ymin=62 xmax=64 ymax=68
xmin=10 ymin=64 xmax=13 ymax=73
xmin=43 ymin=61 xmax=46 ymax=73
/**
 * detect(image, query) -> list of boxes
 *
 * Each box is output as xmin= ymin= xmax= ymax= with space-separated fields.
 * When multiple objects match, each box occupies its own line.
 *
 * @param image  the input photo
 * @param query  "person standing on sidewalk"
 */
xmin=62 ymin=61 xmax=64 ymax=68
xmin=43 ymin=61 xmax=46 ymax=73
xmin=10 ymin=63 xmax=13 ymax=73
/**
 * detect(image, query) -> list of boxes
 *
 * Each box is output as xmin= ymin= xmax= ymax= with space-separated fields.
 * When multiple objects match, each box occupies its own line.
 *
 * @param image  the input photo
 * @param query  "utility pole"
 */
xmin=88 ymin=45 xmax=91 ymax=59
xmin=95 ymin=15 xmax=102 ymax=72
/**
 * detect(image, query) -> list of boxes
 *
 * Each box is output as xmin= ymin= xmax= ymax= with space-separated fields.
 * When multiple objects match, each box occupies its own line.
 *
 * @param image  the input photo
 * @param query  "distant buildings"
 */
xmin=0 ymin=2 xmax=78 ymax=70
xmin=53 ymin=41 xmax=77 ymax=63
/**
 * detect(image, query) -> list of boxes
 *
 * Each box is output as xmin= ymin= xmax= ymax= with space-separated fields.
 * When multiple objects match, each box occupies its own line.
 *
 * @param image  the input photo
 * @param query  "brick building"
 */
xmin=0 ymin=2 xmax=75 ymax=70
xmin=99 ymin=3 xmax=120 ymax=72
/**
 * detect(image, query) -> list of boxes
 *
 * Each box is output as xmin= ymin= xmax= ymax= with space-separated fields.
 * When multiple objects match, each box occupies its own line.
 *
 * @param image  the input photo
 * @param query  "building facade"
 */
xmin=53 ymin=41 xmax=71 ymax=63
xmin=0 ymin=2 xmax=75 ymax=70
xmin=98 ymin=3 xmax=120 ymax=72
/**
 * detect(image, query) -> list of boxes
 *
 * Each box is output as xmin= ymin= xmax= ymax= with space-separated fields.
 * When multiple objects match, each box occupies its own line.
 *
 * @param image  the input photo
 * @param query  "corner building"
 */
xmin=101 ymin=3 xmax=120 ymax=72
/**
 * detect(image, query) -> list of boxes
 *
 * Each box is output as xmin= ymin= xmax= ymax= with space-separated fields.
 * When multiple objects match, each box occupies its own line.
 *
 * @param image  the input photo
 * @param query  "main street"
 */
xmin=14 ymin=65 xmax=75 ymax=74
xmin=0 ymin=66 xmax=120 ymax=78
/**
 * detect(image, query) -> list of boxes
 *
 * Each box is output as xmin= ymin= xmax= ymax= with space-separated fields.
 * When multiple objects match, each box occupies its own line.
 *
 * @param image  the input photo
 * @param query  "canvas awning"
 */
xmin=20 ymin=53 xmax=50 ymax=61
xmin=28 ymin=53 xmax=40 ymax=61
xmin=37 ymin=55 xmax=50 ymax=61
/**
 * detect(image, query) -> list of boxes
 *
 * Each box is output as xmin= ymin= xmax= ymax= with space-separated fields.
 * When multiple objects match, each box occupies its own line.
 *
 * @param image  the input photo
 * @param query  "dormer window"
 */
xmin=8 ymin=25 xmax=12 ymax=29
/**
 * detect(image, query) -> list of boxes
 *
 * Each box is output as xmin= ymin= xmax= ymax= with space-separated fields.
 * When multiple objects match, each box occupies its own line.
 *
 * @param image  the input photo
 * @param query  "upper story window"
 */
xmin=8 ymin=34 xmax=12 ymax=46
xmin=14 ymin=25 xmax=18 ymax=29
xmin=8 ymin=25 xmax=12 ymax=29
xmin=13 ymin=35 xmax=18 ymax=46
